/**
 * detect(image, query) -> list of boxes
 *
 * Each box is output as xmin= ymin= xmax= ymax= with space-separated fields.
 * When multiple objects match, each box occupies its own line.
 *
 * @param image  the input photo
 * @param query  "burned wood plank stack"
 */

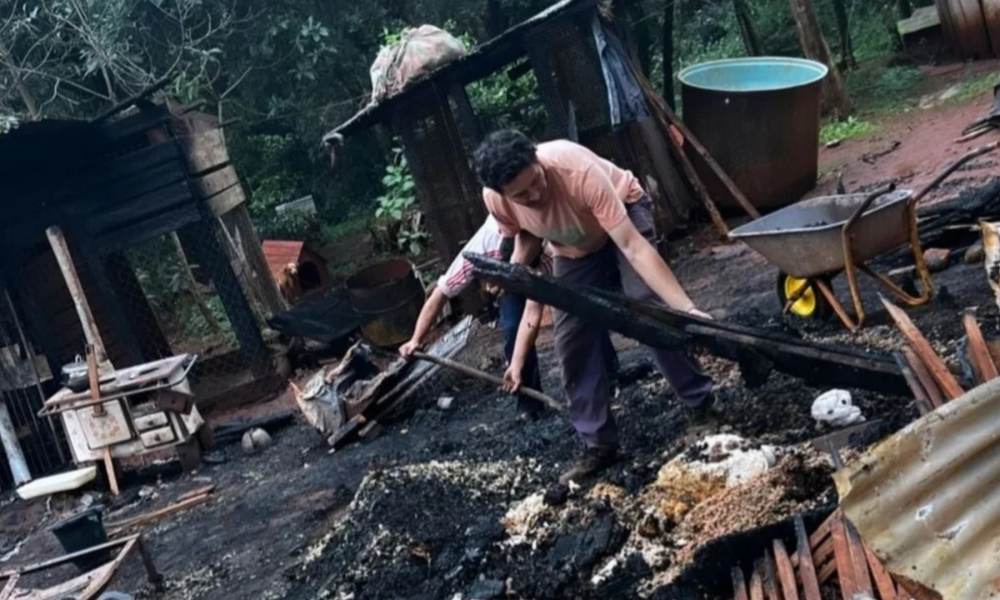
xmin=468 ymin=255 xmax=910 ymax=395
xmin=883 ymin=296 xmax=999 ymax=415
xmin=731 ymin=511 xmax=913 ymax=600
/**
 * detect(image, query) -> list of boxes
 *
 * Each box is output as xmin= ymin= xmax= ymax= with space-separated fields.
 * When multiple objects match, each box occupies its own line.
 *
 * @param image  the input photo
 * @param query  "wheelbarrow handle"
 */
xmin=912 ymin=140 xmax=1000 ymax=204
xmin=844 ymin=183 xmax=897 ymax=233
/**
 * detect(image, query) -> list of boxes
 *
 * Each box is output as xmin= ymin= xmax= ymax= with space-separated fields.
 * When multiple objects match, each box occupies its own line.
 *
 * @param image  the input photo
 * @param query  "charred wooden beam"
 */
xmin=467 ymin=255 xmax=909 ymax=395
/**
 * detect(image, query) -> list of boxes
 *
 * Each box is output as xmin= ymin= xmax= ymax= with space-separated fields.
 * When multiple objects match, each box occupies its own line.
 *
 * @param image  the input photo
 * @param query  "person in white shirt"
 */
xmin=399 ymin=216 xmax=549 ymax=419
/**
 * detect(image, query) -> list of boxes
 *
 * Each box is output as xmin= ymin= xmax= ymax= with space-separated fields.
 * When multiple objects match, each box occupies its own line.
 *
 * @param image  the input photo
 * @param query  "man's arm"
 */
xmin=606 ymin=218 xmax=707 ymax=315
xmin=399 ymin=286 xmax=449 ymax=357
xmin=511 ymin=231 xmax=543 ymax=266
xmin=503 ymin=299 xmax=544 ymax=393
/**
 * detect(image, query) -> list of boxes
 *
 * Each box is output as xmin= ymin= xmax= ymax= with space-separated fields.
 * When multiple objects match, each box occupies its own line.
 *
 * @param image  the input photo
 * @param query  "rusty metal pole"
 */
xmin=45 ymin=226 xmax=112 ymax=369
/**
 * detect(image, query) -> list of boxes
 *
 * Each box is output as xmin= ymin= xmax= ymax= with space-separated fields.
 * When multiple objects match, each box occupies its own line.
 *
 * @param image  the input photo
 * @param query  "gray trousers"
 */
xmin=552 ymin=198 xmax=713 ymax=448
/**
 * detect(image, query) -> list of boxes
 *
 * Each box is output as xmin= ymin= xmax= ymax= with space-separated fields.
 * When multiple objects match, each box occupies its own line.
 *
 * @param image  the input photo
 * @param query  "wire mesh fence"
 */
xmin=106 ymin=218 xmax=281 ymax=410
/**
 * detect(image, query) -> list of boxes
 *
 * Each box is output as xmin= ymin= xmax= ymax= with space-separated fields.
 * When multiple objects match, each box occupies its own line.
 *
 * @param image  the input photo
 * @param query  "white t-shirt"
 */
xmin=437 ymin=216 xmax=551 ymax=298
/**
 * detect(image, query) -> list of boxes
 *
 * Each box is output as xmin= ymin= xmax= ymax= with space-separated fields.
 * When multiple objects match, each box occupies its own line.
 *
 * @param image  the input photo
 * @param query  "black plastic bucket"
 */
xmin=49 ymin=506 xmax=110 ymax=571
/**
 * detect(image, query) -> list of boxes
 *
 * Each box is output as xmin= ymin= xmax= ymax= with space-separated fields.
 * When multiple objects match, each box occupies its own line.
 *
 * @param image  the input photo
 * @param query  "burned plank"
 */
xmin=468 ymin=255 xmax=909 ymax=395
xmin=192 ymin=165 xmax=239 ymax=200
xmin=832 ymin=513 xmax=874 ymax=599
xmin=772 ymin=540 xmax=800 ymax=600
xmin=71 ymin=141 xmax=184 ymax=197
xmin=179 ymin=128 xmax=230 ymax=176
xmin=963 ymin=313 xmax=999 ymax=384
xmin=206 ymin=184 xmax=246 ymax=217
xmin=733 ymin=567 xmax=750 ymax=600
xmin=97 ymin=204 xmax=201 ymax=253
xmin=881 ymin=297 xmax=964 ymax=399
xmin=96 ymin=105 xmax=173 ymax=145
xmin=794 ymin=516 xmax=822 ymax=600
xmin=749 ymin=563 xmax=765 ymax=600
xmin=85 ymin=182 xmax=193 ymax=235
xmin=762 ymin=551 xmax=780 ymax=600
xmin=901 ymin=346 xmax=946 ymax=409
xmin=863 ymin=543 xmax=898 ymax=600
xmin=845 ymin=519 xmax=874 ymax=597
xmin=895 ymin=350 xmax=936 ymax=415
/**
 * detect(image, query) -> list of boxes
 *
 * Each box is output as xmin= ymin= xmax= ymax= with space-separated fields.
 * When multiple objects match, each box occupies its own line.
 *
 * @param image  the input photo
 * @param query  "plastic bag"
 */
xmin=370 ymin=25 xmax=467 ymax=104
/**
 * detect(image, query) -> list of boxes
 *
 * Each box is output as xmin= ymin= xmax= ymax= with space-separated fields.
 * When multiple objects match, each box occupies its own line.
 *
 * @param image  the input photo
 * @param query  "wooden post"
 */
xmin=176 ymin=219 xmax=267 ymax=364
xmin=661 ymin=0 xmax=676 ymax=108
xmin=87 ymin=345 xmax=118 ymax=496
xmin=788 ymin=0 xmax=850 ymax=119
xmin=0 ymin=400 xmax=30 ymax=486
xmin=45 ymin=227 xmax=111 ymax=369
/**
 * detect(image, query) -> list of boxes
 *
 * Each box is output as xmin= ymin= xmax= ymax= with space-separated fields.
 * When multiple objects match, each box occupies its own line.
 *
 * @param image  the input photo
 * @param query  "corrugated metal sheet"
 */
xmin=834 ymin=377 xmax=1000 ymax=600
xmin=262 ymin=240 xmax=305 ymax=278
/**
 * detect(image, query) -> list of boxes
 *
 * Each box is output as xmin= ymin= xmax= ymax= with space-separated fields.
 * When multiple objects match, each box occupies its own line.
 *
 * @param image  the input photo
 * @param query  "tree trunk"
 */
xmin=627 ymin=0 xmax=653 ymax=77
xmin=733 ymin=0 xmax=763 ymax=56
xmin=897 ymin=0 xmax=913 ymax=19
xmin=662 ymin=0 xmax=676 ymax=109
xmin=788 ymin=0 xmax=850 ymax=119
xmin=830 ymin=0 xmax=857 ymax=69
xmin=0 ymin=37 xmax=39 ymax=119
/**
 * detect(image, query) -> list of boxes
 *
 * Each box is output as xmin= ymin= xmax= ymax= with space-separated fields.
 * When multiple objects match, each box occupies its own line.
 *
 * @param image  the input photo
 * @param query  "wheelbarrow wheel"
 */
xmin=777 ymin=273 xmax=832 ymax=321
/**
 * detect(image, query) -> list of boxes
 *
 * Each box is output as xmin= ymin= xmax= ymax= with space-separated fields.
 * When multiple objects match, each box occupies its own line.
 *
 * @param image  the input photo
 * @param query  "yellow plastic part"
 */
xmin=784 ymin=276 xmax=817 ymax=317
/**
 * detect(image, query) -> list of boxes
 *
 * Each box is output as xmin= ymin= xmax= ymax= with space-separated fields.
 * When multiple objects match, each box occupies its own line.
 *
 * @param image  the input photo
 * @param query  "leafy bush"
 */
xmin=845 ymin=63 xmax=924 ymax=113
xmin=372 ymin=147 xmax=430 ymax=257
xmin=951 ymin=70 xmax=997 ymax=105
xmin=820 ymin=115 xmax=876 ymax=144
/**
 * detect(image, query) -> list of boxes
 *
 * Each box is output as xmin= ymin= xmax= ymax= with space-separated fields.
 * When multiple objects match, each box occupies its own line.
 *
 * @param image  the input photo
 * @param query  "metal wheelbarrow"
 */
xmin=729 ymin=142 xmax=999 ymax=331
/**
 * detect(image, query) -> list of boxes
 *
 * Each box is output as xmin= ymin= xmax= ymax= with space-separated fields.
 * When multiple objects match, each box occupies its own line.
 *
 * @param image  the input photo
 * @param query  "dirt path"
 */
xmin=814 ymin=60 xmax=1000 ymax=204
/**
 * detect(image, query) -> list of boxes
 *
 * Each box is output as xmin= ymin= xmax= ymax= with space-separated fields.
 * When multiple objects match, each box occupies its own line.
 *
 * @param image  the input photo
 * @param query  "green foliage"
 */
xmin=229 ymin=133 xmax=318 ymax=241
xmin=180 ymin=296 xmax=235 ymax=345
xmin=951 ymin=70 xmax=997 ymax=105
xmin=845 ymin=63 xmax=924 ymax=113
xmin=373 ymin=147 xmax=430 ymax=257
xmin=820 ymin=116 xmax=876 ymax=144
xmin=321 ymin=217 xmax=372 ymax=243
xmin=375 ymin=148 xmax=417 ymax=220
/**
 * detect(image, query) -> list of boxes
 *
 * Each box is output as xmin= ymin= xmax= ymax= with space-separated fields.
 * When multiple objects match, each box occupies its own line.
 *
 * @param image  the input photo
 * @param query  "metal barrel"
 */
xmin=346 ymin=259 xmax=425 ymax=348
xmin=679 ymin=57 xmax=828 ymax=212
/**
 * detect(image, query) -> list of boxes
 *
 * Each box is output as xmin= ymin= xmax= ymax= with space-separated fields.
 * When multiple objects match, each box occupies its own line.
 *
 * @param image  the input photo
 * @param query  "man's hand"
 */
xmin=502 ymin=363 xmax=523 ymax=394
xmin=399 ymin=339 xmax=421 ymax=359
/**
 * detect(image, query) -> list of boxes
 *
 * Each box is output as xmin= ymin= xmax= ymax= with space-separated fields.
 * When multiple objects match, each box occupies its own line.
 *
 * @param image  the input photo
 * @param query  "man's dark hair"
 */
xmin=473 ymin=129 xmax=537 ymax=192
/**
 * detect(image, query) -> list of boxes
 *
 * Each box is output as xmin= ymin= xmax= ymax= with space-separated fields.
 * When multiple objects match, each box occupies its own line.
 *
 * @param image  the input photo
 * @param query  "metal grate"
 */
xmin=0 ymin=284 xmax=69 ymax=488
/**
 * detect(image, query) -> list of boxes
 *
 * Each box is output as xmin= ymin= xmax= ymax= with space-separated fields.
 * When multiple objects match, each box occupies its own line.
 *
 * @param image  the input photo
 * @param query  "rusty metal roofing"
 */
xmin=835 ymin=376 xmax=1000 ymax=600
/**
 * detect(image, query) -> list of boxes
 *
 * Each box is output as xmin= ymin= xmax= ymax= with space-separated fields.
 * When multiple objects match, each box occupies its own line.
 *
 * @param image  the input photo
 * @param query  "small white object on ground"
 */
xmin=17 ymin=466 xmax=97 ymax=500
xmin=437 ymin=396 xmax=455 ymax=411
xmin=673 ymin=434 xmax=777 ymax=486
xmin=811 ymin=389 xmax=865 ymax=427
xmin=241 ymin=428 xmax=272 ymax=455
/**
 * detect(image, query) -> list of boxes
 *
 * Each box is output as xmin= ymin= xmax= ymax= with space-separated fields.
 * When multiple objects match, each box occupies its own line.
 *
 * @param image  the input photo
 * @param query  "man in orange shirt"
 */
xmin=474 ymin=129 xmax=714 ymax=485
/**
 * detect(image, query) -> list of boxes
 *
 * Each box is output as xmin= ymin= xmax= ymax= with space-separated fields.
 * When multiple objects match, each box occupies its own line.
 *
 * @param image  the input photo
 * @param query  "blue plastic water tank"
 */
xmin=678 ymin=57 xmax=829 ymax=211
